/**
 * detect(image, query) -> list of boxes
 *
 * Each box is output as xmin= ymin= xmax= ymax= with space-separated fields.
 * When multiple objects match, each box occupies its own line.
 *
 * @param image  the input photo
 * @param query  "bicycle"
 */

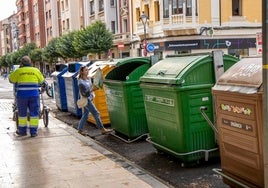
xmin=43 ymin=80 xmax=53 ymax=98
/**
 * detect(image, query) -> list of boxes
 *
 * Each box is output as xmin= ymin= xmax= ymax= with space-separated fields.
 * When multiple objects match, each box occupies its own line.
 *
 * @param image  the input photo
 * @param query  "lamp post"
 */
xmin=140 ymin=11 xmax=148 ymax=56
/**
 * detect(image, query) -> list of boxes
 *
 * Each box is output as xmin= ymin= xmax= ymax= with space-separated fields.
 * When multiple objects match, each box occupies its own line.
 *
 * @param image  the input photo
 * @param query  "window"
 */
xmin=99 ymin=0 xmax=104 ymax=11
xmin=35 ymin=4 xmax=38 ymax=12
xmin=65 ymin=0 xmax=69 ymax=9
xmin=136 ymin=8 xmax=140 ymax=22
xmin=34 ymin=19 xmax=39 ymax=27
xmin=35 ymin=32 xmax=40 ymax=41
xmin=90 ymin=1 xmax=95 ymax=15
xmin=111 ymin=21 xmax=115 ymax=34
xmin=66 ymin=19 xmax=70 ymax=30
xmin=186 ymin=0 xmax=196 ymax=16
xmin=61 ymin=1 xmax=64 ymax=11
xmin=110 ymin=0 xmax=115 ymax=7
xmin=62 ymin=20 xmax=65 ymax=30
xmin=232 ymin=0 xmax=242 ymax=16
xmin=163 ymin=0 xmax=169 ymax=18
xmin=25 ymin=11 xmax=29 ymax=19
xmin=154 ymin=1 xmax=160 ymax=21
xmin=122 ymin=0 xmax=127 ymax=6
xmin=163 ymin=0 xmax=198 ymax=17
xmin=172 ymin=0 xmax=183 ymax=14
xmin=123 ymin=19 xmax=128 ymax=32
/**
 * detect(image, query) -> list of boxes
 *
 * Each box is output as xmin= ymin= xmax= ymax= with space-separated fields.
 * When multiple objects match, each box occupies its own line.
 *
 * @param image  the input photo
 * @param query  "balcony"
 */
xmin=17 ymin=20 xmax=25 ymax=27
xmin=18 ymin=32 xmax=26 ymax=39
xmin=162 ymin=14 xmax=199 ymax=30
xmin=113 ymin=32 xmax=131 ymax=45
xmin=136 ymin=14 xmax=199 ymax=38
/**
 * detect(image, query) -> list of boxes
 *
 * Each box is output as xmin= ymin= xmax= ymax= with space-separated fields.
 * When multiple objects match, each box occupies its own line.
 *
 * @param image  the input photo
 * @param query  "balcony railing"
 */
xmin=163 ymin=14 xmax=199 ymax=29
xmin=113 ymin=32 xmax=130 ymax=44
xmin=135 ymin=14 xmax=199 ymax=38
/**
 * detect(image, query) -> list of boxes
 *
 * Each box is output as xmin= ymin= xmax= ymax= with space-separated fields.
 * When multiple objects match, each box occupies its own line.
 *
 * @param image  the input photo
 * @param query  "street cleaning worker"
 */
xmin=9 ymin=56 xmax=45 ymax=137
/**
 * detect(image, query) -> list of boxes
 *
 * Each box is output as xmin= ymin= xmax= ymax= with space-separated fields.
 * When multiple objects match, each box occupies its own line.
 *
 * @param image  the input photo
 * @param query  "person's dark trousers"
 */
xmin=17 ymin=96 xmax=40 ymax=135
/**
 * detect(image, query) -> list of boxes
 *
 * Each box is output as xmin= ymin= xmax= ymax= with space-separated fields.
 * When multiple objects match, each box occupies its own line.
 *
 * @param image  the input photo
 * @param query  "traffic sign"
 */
xmin=146 ymin=43 xmax=155 ymax=53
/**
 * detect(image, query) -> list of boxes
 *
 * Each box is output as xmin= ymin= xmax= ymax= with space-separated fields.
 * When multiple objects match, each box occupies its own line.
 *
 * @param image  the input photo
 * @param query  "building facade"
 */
xmin=33 ymin=0 xmax=46 ymax=47
xmin=132 ymin=0 xmax=262 ymax=58
xmin=60 ymin=0 xmax=84 ymax=35
xmin=44 ymin=0 xmax=61 ymax=44
xmin=0 ymin=19 xmax=12 ymax=56
xmin=1 ymin=0 xmax=262 ymax=59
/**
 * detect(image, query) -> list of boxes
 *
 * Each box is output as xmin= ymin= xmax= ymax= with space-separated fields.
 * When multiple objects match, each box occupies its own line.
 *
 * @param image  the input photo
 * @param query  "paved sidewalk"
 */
xmin=0 ymin=99 xmax=169 ymax=188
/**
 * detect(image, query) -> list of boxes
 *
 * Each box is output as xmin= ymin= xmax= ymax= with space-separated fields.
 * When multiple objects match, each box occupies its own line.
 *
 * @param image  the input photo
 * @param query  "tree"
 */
xmin=56 ymin=31 xmax=84 ymax=60
xmin=43 ymin=38 xmax=63 ymax=63
xmin=29 ymin=48 xmax=43 ymax=62
xmin=0 ymin=54 xmax=8 ymax=68
xmin=12 ymin=42 xmax=38 ymax=64
xmin=19 ymin=43 xmax=37 ymax=56
xmin=11 ymin=51 xmax=21 ymax=65
xmin=73 ymin=20 xmax=114 ymax=57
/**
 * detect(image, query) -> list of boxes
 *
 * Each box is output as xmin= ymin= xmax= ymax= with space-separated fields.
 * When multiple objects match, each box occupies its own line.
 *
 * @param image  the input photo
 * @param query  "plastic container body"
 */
xmin=62 ymin=61 xmax=91 ymax=117
xmin=51 ymin=64 xmax=68 ymax=111
xmin=140 ymin=54 xmax=238 ymax=163
xmin=104 ymin=57 xmax=151 ymax=139
xmin=212 ymin=57 xmax=263 ymax=187
xmin=87 ymin=61 xmax=116 ymax=125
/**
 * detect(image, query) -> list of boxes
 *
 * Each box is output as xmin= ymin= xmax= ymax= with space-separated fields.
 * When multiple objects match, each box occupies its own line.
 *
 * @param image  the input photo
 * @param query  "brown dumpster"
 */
xmin=212 ymin=57 xmax=264 ymax=188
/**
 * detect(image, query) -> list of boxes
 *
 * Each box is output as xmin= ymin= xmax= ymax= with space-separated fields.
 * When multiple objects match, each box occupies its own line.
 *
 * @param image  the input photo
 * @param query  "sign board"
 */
xmin=146 ymin=43 xmax=155 ymax=53
xmin=118 ymin=43 xmax=124 ymax=49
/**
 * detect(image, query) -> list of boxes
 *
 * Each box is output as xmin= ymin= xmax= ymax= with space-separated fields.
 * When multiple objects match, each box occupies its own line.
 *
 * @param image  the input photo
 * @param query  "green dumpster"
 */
xmin=104 ymin=57 xmax=151 ymax=140
xmin=140 ymin=53 xmax=238 ymax=164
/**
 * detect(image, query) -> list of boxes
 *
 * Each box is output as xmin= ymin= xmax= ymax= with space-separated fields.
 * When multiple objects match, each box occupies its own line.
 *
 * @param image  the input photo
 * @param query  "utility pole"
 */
xmin=140 ymin=11 xmax=148 ymax=57
xmin=262 ymin=0 xmax=268 ymax=187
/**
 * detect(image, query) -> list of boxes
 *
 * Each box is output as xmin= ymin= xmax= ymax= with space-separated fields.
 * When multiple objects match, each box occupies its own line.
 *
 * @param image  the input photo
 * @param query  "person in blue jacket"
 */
xmin=9 ymin=56 xmax=45 ymax=137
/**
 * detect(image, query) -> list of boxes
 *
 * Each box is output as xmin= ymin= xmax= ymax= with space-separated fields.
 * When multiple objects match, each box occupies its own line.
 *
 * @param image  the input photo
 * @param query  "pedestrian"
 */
xmin=9 ymin=56 xmax=45 ymax=137
xmin=77 ymin=65 xmax=112 ymax=136
xmin=3 ymin=70 xmax=7 ymax=80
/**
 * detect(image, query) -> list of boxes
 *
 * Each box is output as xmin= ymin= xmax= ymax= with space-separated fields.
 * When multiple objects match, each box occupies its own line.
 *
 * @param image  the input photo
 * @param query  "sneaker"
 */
xmin=15 ymin=130 xmax=27 ymax=137
xmin=31 ymin=133 xmax=38 ymax=137
xmin=101 ymin=128 xmax=113 ymax=135
xmin=78 ymin=130 xmax=88 ymax=136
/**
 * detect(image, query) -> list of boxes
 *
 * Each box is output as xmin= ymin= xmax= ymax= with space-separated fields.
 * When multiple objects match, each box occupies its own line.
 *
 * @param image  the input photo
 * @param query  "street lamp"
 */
xmin=140 ymin=11 xmax=148 ymax=56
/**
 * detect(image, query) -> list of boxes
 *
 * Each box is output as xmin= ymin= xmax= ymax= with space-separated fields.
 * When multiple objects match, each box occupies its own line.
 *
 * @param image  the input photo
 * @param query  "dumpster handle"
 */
xmin=200 ymin=106 xmax=218 ymax=134
xmin=212 ymin=168 xmax=251 ymax=188
xmin=146 ymin=137 xmax=218 ymax=161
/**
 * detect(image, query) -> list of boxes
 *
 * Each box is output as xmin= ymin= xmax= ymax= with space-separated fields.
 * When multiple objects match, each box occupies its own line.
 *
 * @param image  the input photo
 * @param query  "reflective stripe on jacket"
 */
xmin=9 ymin=66 xmax=45 ymax=97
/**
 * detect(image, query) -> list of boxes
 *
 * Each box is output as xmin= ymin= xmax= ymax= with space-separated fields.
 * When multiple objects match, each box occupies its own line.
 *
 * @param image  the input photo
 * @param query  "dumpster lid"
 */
xmin=213 ymin=57 xmax=262 ymax=94
xmin=111 ymin=57 xmax=150 ymax=67
xmin=140 ymin=55 xmax=208 ymax=85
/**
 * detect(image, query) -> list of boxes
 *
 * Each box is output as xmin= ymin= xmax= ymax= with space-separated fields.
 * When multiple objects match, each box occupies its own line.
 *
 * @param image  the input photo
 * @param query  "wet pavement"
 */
xmin=0 ymin=98 xmax=169 ymax=188
xmin=53 ymin=109 xmax=227 ymax=188
xmin=0 ymin=77 xmax=228 ymax=187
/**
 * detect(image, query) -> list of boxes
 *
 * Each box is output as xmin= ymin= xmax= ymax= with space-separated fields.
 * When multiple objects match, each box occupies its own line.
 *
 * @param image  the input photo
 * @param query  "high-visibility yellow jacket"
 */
xmin=9 ymin=66 xmax=45 ymax=98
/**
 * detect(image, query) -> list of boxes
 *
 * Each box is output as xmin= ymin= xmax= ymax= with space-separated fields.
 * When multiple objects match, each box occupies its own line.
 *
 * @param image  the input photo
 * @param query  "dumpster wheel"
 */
xmin=110 ymin=132 xmax=149 ymax=144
